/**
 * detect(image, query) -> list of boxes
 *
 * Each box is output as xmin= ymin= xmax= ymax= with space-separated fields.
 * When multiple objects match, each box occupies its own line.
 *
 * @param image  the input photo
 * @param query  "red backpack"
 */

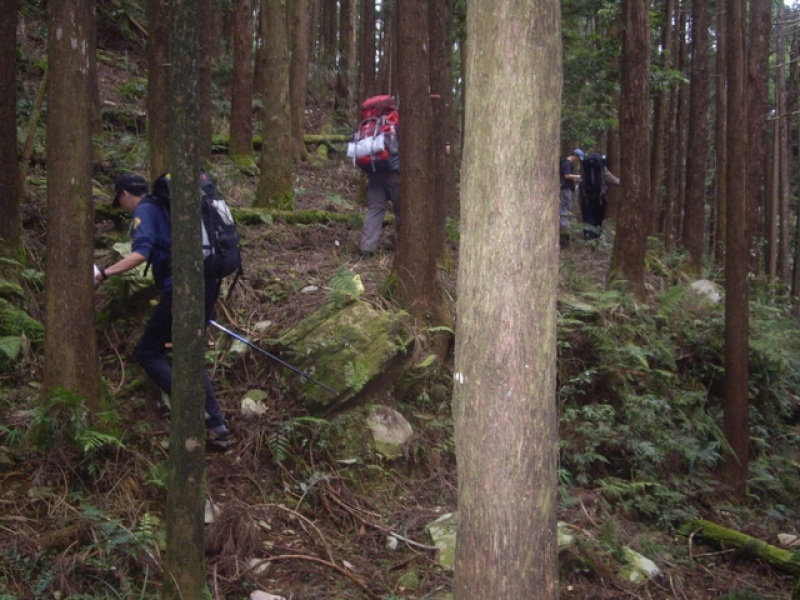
xmin=347 ymin=95 xmax=399 ymax=173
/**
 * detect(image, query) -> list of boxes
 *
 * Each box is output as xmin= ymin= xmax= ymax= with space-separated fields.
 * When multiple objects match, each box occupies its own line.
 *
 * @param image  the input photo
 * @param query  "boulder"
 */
xmin=273 ymin=300 xmax=410 ymax=413
xmin=366 ymin=406 xmax=413 ymax=458
xmin=618 ymin=547 xmax=660 ymax=582
xmin=241 ymin=390 xmax=269 ymax=417
xmin=425 ymin=512 xmax=458 ymax=570
xmin=688 ymin=279 xmax=722 ymax=306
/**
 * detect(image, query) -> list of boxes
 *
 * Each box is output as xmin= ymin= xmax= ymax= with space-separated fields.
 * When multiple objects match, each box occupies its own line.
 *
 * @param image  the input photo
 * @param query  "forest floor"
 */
xmin=1 ymin=21 xmax=798 ymax=600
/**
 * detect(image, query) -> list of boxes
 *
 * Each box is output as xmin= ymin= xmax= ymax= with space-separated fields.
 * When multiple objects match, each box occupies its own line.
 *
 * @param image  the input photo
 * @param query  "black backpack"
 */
xmin=150 ymin=172 xmax=243 ymax=280
xmin=581 ymin=153 xmax=606 ymax=197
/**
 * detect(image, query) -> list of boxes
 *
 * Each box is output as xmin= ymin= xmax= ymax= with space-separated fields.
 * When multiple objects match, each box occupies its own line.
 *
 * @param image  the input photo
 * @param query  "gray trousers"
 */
xmin=560 ymin=188 xmax=574 ymax=228
xmin=360 ymin=170 xmax=400 ymax=253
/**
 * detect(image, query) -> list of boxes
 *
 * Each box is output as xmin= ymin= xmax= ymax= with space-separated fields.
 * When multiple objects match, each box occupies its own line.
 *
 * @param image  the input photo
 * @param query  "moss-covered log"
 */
xmin=679 ymin=519 xmax=800 ymax=576
xmin=232 ymin=207 xmax=375 ymax=226
xmin=211 ymin=133 xmax=349 ymax=153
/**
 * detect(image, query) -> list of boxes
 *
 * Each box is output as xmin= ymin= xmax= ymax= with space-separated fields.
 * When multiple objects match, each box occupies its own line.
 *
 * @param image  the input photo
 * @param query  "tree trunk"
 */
xmin=289 ymin=0 xmax=312 ymax=161
xmin=649 ymin=0 xmax=675 ymax=235
xmin=682 ymin=0 xmax=711 ymax=274
xmin=713 ymin=5 xmax=726 ymax=266
xmin=673 ymin=7 xmax=689 ymax=244
xmin=360 ymin=0 xmax=376 ymax=98
xmin=198 ymin=0 xmax=217 ymax=160
xmin=255 ymin=0 xmax=294 ymax=209
xmin=163 ymin=0 xmax=212 ymax=595
xmin=391 ymin=0 xmax=451 ymax=345
xmin=453 ymin=0 xmax=560 ymax=595
xmin=148 ymin=0 xmax=170 ymax=178
xmin=723 ymin=0 xmax=749 ymax=500
xmin=0 ymin=0 xmax=22 ymax=268
xmin=767 ymin=117 xmax=779 ymax=281
xmin=335 ymin=0 xmax=356 ymax=115
xmin=608 ymin=0 xmax=651 ymax=298
xmin=43 ymin=0 xmax=101 ymax=410
xmin=230 ymin=0 xmax=254 ymax=163
xmin=777 ymin=5 xmax=791 ymax=286
xmin=429 ymin=0 xmax=458 ymax=224
xmin=745 ymin=0 xmax=771 ymax=274
xmin=322 ymin=0 xmax=337 ymax=66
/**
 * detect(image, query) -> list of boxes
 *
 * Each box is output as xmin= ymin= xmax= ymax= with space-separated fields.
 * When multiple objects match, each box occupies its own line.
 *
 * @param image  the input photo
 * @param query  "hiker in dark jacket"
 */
xmin=94 ymin=173 xmax=231 ymax=449
xmin=579 ymin=153 xmax=620 ymax=240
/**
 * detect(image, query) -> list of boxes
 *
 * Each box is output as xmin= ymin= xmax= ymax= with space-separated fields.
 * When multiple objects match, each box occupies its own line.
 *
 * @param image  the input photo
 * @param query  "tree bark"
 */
xmin=767 ymin=117 xmax=778 ymax=281
xmin=0 ymin=0 xmax=22 ymax=267
xmin=391 ymin=0 xmax=451 ymax=346
xmin=453 ymin=0 xmax=560 ymax=595
xmin=723 ymin=0 xmax=749 ymax=500
xmin=230 ymin=0 xmax=254 ymax=163
xmin=198 ymin=0 xmax=217 ymax=160
xmin=360 ymin=0 xmax=376 ymax=98
xmin=148 ymin=0 xmax=170 ymax=178
xmin=712 ymin=5 xmax=726 ymax=265
xmin=776 ymin=5 xmax=791 ymax=286
xmin=256 ymin=0 xmax=294 ymax=209
xmin=43 ymin=0 xmax=101 ymax=410
xmin=608 ymin=0 xmax=651 ymax=298
xmin=289 ymin=0 xmax=312 ymax=161
xmin=163 ymin=0 xmax=212 ymax=595
xmin=682 ymin=0 xmax=711 ymax=274
xmin=745 ymin=0 xmax=771 ymax=273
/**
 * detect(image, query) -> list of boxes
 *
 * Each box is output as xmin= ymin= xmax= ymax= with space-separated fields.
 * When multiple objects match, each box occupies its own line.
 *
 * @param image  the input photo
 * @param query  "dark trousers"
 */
xmin=134 ymin=280 xmax=224 ymax=429
xmin=580 ymin=195 xmax=607 ymax=240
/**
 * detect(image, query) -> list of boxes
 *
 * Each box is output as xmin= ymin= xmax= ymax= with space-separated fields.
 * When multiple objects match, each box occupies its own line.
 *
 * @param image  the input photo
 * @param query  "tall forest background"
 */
xmin=2 ymin=0 xmax=800 ymax=597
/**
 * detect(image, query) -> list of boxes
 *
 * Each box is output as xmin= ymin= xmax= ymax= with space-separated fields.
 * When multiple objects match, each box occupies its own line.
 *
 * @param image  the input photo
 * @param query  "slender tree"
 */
xmin=453 ymin=0 xmax=560 ymax=595
xmin=713 ymin=6 xmax=726 ymax=264
xmin=230 ymin=0 xmax=254 ymax=167
xmin=255 ymin=0 xmax=294 ymax=208
xmin=682 ymin=0 xmax=711 ymax=273
xmin=335 ymin=0 xmax=356 ymax=113
xmin=198 ymin=0 xmax=217 ymax=161
xmin=745 ymin=0 xmax=771 ymax=273
xmin=0 ymin=0 xmax=22 ymax=266
xmin=289 ymin=0 xmax=312 ymax=160
xmin=608 ymin=0 xmax=651 ymax=297
xmin=162 ymin=0 xmax=212 ymax=595
xmin=43 ymin=0 xmax=101 ymax=409
xmin=361 ymin=0 xmax=377 ymax=98
xmin=776 ymin=5 xmax=791 ymax=285
xmin=650 ymin=0 xmax=675 ymax=235
xmin=723 ymin=0 xmax=749 ymax=499
xmin=148 ymin=0 xmax=170 ymax=178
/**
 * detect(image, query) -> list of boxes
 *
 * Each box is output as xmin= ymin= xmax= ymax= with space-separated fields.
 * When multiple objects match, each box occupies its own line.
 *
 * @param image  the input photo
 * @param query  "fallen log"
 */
xmin=211 ymin=133 xmax=349 ymax=153
xmin=679 ymin=518 xmax=800 ymax=576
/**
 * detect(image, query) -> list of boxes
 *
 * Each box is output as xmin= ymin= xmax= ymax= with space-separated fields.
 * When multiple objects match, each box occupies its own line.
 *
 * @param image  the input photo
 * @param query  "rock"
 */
xmin=241 ymin=390 xmax=269 ymax=417
xmin=618 ymin=547 xmax=660 ymax=582
xmin=558 ymin=521 xmax=576 ymax=551
xmin=204 ymin=500 xmax=217 ymax=524
xmin=366 ymin=406 xmax=413 ymax=458
xmin=248 ymin=558 xmax=272 ymax=578
xmin=250 ymin=592 xmax=285 ymax=600
xmin=254 ymin=320 xmax=273 ymax=332
xmin=426 ymin=512 xmax=458 ymax=570
xmin=300 ymin=285 xmax=319 ymax=293
xmin=385 ymin=535 xmax=399 ymax=550
xmin=777 ymin=533 xmax=800 ymax=549
xmin=275 ymin=300 xmax=410 ymax=413
xmin=688 ymin=279 xmax=722 ymax=306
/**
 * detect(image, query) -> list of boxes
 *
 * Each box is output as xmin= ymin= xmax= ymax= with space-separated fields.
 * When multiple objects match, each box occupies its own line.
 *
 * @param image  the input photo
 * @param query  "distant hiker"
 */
xmin=94 ymin=173 xmax=231 ymax=449
xmin=347 ymin=95 xmax=400 ymax=258
xmin=560 ymin=149 xmax=584 ymax=229
xmin=579 ymin=152 xmax=620 ymax=240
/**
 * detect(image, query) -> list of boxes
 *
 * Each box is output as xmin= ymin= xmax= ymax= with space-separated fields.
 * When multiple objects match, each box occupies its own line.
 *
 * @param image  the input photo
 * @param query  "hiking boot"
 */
xmin=207 ymin=424 xmax=232 ymax=450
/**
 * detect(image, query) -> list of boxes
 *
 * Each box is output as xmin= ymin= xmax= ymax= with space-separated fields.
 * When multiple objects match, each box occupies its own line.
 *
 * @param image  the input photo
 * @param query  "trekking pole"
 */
xmin=209 ymin=320 xmax=339 ymax=395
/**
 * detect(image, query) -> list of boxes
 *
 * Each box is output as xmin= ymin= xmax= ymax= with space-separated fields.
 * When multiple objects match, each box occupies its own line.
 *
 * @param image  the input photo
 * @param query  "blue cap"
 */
xmin=573 ymin=149 xmax=584 ymax=160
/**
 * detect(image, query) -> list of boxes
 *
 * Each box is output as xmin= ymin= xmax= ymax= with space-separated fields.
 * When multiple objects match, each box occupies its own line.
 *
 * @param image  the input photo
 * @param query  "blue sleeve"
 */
xmin=561 ymin=159 xmax=572 ymax=179
xmin=131 ymin=204 xmax=157 ymax=260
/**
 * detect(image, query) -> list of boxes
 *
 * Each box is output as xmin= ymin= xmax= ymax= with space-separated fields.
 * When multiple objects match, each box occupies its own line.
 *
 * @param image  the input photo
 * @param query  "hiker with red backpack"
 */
xmin=347 ymin=95 xmax=400 ymax=258
xmin=578 ymin=152 xmax=620 ymax=240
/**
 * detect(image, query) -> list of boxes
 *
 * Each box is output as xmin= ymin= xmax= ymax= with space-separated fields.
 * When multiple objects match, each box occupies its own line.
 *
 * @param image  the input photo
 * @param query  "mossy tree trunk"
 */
xmin=0 ymin=0 xmax=22 ymax=268
xmin=608 ymin=0 xmax=651 ymax=298
xmin=289 ymin=0 xmax=312 ymax=161
xmin=723 ymin=0 xmax=749 ymax=500
xmin=43 ymin=0 xmax=101 ymax=410
xmin=230 ymin=0 xmax=254 ymax=165
xmin=255 ymin=0 xmax=294 ymax=209
xmin=163 ymin=0 xmax=212 ymax=596
xmin=392 ymin=0 xmax=452 ymax=358
xmin=148 ymin=0 xmax=170 ymax=178
xmin=453 ymin=0 xmax=561 ymax=595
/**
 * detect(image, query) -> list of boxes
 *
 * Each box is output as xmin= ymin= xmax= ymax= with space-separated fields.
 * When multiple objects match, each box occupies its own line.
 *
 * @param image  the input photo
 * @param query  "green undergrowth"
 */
xmin=557 ymin=264 xmax=800 ymax=527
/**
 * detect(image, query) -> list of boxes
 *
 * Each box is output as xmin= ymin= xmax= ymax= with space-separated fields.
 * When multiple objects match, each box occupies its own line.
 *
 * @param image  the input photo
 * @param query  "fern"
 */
xmin=0 ymin=335 xmax=21 ymax=360
xmin=344 ymin=360 xmax=369 ymax=392
xmin=326 ymin=265 xmax=363 ymax=308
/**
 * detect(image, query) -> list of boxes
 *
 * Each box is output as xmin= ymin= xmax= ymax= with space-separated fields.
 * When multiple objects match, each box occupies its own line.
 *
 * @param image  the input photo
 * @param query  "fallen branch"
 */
xmin=680 ymin=518 xmax=800 ymax=576
xmin=265 ymin=553 xmax=382 ymax=600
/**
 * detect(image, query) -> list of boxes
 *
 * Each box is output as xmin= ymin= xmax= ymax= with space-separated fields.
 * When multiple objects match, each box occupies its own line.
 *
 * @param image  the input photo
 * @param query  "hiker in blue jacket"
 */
xmin=95 ymin=173 xmax=231 ymax=449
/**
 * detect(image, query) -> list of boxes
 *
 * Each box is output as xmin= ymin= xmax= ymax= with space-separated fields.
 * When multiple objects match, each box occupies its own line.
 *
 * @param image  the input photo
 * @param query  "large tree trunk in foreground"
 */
xmin=163 ymin=0 xmax=211 ymax=596
xmin=609 ymin=0 xmax=651 ymax=297
xmin=453 ymin=0 xmax=560 ymax=595
xmin=722 ymin=0 xmax=749 ymax=500
xmin=43 ymin=0 xmax=101 ymax=410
